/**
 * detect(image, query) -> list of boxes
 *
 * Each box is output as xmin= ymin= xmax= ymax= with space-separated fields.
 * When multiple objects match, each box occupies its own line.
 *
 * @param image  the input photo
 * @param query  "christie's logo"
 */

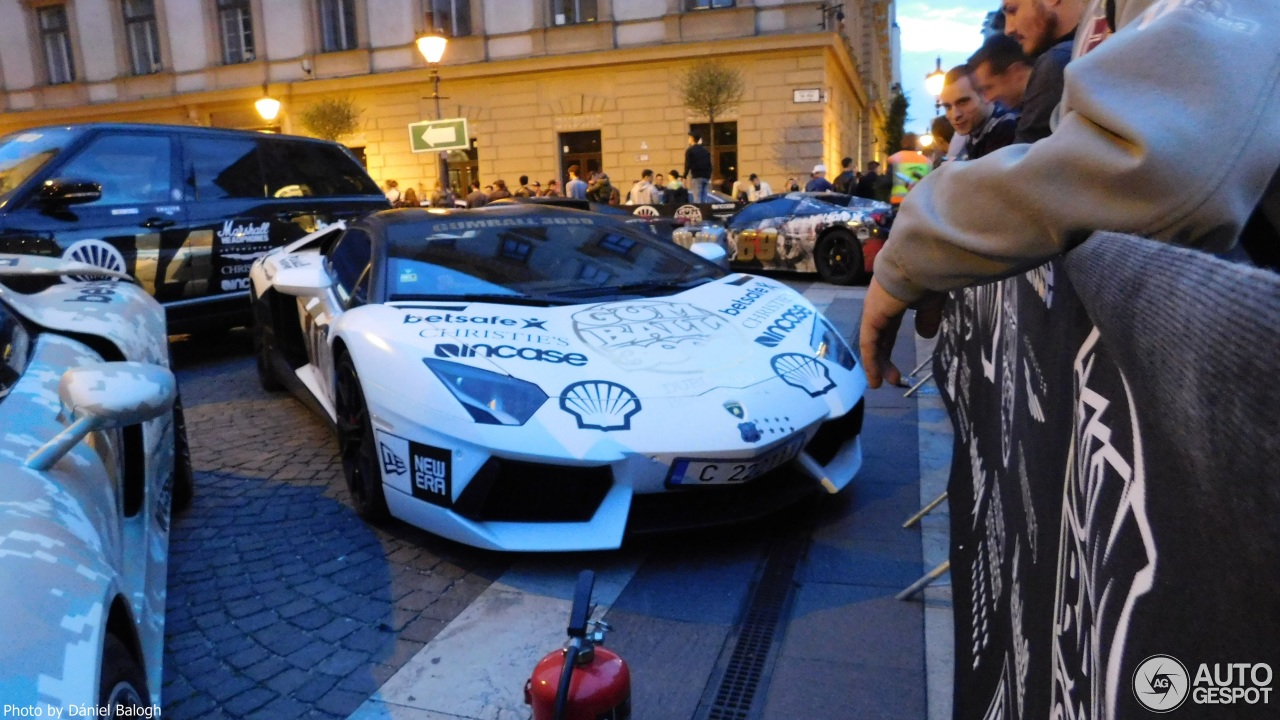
xmin=719 ymin=283 xmax=774 ymax=316
xmin=753 ymin=305 xmax=812 ymax=348
xmin=404 ymin=313 xmax=544 ymax=329
xmin=1132 ymin=655 xmax=1273 ymax=712
xmin=417 ymin=327 xmax=569 ymax=346
xmin=217 ymin=220 xmax=271 ymax=245
xmin=433 ymin=343 xmax=587 ymax=366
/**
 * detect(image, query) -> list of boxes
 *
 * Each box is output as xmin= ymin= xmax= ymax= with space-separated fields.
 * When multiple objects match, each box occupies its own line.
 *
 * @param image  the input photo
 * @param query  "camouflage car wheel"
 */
xmin=814 ymin=229 xmax=865 ymax=286
xmin=172 ymin=394 xmax=194 ymax=513
xmin=99 ymin=635 xmax=148 ymax=717
xmin=336 ymin=353 xmax=390 ymax=523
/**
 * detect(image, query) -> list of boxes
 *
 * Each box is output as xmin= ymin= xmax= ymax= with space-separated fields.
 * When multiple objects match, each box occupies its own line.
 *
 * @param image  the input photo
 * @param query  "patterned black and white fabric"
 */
xmin=937 ymin=232 xmax=1280 ymax=720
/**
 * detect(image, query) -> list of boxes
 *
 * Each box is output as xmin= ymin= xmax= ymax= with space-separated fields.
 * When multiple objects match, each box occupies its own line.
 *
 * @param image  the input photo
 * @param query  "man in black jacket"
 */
xmin=940 ymin=65 xmax=1017 ymax=161
xmin=853 ymin=162 xmax=880 ymax=199
xmin=684 ymin=134 xmax=713 ymax=203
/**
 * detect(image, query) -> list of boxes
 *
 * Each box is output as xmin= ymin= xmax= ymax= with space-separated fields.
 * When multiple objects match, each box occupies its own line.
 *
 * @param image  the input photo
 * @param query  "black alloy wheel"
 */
xmin=335 ymin=353 xmax=390 ymax=522
xmin=252 ymin=293 xmax=285 ymax=393
xmin=814 ymin=229 xmax=865 ymax=286
xmin=99 ymin=635 xmax=148 ymax=718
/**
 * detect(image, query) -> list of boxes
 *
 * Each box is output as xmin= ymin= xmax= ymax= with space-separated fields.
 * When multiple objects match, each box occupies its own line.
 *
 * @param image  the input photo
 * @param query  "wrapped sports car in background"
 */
xmin=720 ymin=193 xmax=892 ymax=284
xmin=0 ymin=255 xmax=189 ymax=712
xmin=250 ymin=205 xmax=866 ymax=551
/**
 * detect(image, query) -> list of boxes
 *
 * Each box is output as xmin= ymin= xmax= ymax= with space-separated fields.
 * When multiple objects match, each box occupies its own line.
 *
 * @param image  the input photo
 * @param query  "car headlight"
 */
xmin=423 ymin=359 xmax=548 ymax=426
xmin=810 ymin=319 xmax=857 ymax=370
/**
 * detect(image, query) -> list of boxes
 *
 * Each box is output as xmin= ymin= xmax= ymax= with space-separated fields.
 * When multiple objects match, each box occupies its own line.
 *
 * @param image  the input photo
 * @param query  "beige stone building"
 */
xmin=0 ymin=0 xmax=898 ymax=194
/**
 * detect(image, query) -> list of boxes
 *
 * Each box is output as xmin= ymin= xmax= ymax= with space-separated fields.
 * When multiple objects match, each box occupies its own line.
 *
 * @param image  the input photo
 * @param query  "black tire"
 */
xmin=814 ymin=229 xmax=865 ymax=286
xmin=253 ymin=294 xmax=285 ymax=393
xmin=99 ymin=635 xmax=148 ymax=717
xmin=171 ymin=394 xmax=194 ymax=514
xmin=335 ymin=353 xmax=390 ymax=523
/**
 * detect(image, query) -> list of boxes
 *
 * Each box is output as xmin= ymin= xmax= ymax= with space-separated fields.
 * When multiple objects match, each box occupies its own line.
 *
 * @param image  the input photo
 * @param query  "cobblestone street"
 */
xmin=162 ymin=392 xmax=505 ymax=719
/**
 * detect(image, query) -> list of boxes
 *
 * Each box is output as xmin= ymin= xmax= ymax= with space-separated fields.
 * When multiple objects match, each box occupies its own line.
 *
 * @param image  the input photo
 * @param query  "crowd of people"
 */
xmin=859 ymin=0 xmax=1279 ymax=389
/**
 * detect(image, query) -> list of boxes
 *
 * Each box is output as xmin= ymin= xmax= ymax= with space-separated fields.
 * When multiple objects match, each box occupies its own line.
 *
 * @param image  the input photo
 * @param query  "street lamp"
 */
xmin=416 ymin=29 xmax=451 ymax=191
xmin=255 ymin=83 xmax=281 ymax=123
xmin=918 ymin=134 xmax=934 ymax=150
xmin=924 ymin=57 xmax=945 ymax=114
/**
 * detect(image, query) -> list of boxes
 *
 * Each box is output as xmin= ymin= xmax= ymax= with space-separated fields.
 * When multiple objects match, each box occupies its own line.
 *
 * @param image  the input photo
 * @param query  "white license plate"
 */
xmin=665 ymin=437 xmax=804 ymax=487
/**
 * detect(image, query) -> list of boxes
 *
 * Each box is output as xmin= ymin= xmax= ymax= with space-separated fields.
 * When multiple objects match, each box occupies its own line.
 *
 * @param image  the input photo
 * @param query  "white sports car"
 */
xmin=249 ymin=205 xmax=865 ymax=551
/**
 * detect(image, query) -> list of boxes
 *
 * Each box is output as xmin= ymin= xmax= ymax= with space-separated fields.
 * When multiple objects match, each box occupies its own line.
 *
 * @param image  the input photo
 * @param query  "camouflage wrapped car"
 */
xmin=0 ymin=254 xmax=188 ymax=714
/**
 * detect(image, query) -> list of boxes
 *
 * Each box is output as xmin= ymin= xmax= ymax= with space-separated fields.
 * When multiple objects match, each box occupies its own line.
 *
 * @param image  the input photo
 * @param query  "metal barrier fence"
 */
xmin=934 ymin=232 xmax=1280 ymax=719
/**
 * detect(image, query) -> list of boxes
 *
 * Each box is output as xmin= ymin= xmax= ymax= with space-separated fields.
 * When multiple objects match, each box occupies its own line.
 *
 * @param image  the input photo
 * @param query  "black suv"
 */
xmin=0 ymin=123 xmax=389 ymax=330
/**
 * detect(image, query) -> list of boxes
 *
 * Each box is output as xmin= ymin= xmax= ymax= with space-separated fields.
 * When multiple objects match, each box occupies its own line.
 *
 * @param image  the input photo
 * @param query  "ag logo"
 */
xmin=1133 ymin=654 xmax=1189 ymax=712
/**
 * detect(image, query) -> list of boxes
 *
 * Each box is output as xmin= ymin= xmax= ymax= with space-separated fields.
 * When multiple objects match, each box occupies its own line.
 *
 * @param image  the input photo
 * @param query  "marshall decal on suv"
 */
xmin=753 ymin=305 xmax=813 ymax=348
xmin=433 ymin=343 xmax=588 ymax=366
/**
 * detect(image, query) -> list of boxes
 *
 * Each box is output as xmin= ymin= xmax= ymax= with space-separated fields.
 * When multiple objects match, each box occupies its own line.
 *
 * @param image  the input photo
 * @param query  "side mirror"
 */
xmin=25 ymin=362 xmax=176 ymax=471
xmin=38 ymin=178 xmax=102 ymax=206
xmin=689 ymin=240 xmax=729 ymax=269
xmin=269 ymin=253 xmax=332 ymax=297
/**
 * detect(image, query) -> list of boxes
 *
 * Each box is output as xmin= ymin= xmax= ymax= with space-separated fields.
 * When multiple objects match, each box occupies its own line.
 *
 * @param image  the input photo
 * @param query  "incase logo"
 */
xmin=434 ymin=343 xmax=588 ymax=366
xmin=404 ymin=312 xmax=544 ymax=328
xmin=753 ymin=305 xmax=812 ymax=348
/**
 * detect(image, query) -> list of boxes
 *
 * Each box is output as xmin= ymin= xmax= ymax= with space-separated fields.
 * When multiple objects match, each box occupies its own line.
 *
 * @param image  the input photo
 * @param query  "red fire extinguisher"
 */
xmin=525 ymin=570 xmax=631 ymax=720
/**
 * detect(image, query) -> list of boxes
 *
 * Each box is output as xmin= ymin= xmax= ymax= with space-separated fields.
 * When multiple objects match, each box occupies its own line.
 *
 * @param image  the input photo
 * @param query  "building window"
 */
xmin=319 ymin=0 xmax=357 ymax=52
xmin=123 ymin=0 xmax=163 ymax=75
xmin=218 ymin=0 xmax=255 ymax=64
xmin=687 ymin=0 xmax=734 ymax=9
xmin=426 ymin=0 xmax=470 ymax=37
xmin=551 ymin=0 xmax=596 ymax=26
xmin=38 ymin=6 xmax=76 ymax=85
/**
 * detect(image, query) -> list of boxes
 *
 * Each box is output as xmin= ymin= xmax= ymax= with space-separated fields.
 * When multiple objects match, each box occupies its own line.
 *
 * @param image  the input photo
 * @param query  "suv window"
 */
xmin=261 ymin=140 xmax=380 ymax=198
xmin=0 ymin=301 xmax=31 ymax=402
xmin=328 ymin=229 xmax=371 ymax=305
xmin=186 ymin=137 xmax=265 ymax=200
xmin=55 ymin=133 xmax=173 ymax=205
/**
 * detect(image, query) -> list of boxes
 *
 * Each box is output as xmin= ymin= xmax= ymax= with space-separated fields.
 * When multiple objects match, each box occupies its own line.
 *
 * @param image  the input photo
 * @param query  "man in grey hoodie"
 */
xmin=860 ymin=0 xmax=1280 ymax=388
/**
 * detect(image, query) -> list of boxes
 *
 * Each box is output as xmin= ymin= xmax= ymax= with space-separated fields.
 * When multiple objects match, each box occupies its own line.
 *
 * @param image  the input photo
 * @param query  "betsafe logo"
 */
xmin=1134 ymin=655 xmax=1190 ymax=712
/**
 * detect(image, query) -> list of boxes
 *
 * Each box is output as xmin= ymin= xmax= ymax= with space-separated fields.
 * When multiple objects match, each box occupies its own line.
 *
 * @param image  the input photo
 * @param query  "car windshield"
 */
xmin=0 ymin=128 xmax=78 ymax=203
xmin=384 ymin=210 xmax=726 ymax=301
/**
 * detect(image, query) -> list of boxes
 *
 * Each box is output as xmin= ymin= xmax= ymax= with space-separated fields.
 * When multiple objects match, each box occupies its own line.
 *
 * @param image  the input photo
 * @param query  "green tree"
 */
xmin=881 ymin=87 xmax=908 ymax=155
xmin=678 ymin=62 xmax=746 ymax=176
xmin=300 ymin=97 xmax=363 ymax=142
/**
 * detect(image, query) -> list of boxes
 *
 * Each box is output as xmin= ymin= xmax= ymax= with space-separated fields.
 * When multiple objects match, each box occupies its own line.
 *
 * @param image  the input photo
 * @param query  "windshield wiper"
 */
xmin=548 ymin=277 xmax=715 ymax=299
xmin=387 ymin=292 xmax=572 ymax=307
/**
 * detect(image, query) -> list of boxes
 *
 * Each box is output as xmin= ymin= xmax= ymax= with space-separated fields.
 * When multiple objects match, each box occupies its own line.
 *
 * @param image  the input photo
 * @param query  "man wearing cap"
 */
xmin=805 ymin=164 xmax=834 ymax=192
xmin=746 ymin=174 xmax=773 ymax=201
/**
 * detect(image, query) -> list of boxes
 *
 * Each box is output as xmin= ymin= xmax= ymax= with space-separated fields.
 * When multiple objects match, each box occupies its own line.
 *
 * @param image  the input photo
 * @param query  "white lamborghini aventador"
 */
xmin=249 ymin=204 xmax=866 ymax=551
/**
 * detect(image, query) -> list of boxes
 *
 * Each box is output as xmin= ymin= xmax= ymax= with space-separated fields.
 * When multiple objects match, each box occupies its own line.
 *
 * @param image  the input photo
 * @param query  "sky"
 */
xmin=895 ymin=0 xmax=998 ymax=135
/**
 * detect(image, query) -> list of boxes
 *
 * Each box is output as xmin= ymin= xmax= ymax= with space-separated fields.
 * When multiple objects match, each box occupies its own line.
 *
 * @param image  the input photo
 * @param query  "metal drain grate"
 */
xmin=697 ymin=535 xmax=808 ymax=720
